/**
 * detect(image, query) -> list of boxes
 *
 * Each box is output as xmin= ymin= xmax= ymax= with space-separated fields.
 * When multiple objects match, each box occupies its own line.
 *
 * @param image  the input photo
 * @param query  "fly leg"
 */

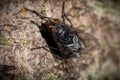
xmin=31 ymin=46 xmax=51 ymax=52
xmin=31 ymin=46 xmax=58 ymax=52
xmin=15 ymin=7 xmax=53 ymax=21
xmin=62 ymin=1 xmax=73 ymax=27
xmin=31 ymin=10 xmax=53 ymax=20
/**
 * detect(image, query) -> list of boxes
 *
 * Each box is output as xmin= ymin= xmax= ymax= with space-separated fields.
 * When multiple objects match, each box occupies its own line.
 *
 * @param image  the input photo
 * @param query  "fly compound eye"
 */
xmin=49 ymin=26 xmax=56 ymax=33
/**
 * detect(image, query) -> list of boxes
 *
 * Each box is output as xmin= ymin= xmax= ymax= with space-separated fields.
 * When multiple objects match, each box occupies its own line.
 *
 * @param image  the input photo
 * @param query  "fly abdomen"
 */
xmin=53 ymin=23 xmax=85 ymax=57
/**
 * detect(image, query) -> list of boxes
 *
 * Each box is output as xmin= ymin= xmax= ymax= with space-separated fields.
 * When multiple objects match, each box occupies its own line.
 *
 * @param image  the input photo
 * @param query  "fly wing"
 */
xmin=77 ymin=31 xmax=100 ymax=53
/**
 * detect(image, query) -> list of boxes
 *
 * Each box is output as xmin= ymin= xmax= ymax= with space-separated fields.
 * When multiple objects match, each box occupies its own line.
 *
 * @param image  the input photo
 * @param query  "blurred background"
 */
xmin=0 ymin=0 xmax=120 ymax=80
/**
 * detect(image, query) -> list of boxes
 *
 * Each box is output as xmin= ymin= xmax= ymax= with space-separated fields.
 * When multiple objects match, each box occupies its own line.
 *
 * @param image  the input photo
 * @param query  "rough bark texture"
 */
xmin=0 ymin=0 xmax=120 ymax=80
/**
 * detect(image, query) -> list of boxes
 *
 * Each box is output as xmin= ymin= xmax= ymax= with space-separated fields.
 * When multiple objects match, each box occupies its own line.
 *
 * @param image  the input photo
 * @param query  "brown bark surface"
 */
xmin=0 ymin=0 xmax=120 ymax=80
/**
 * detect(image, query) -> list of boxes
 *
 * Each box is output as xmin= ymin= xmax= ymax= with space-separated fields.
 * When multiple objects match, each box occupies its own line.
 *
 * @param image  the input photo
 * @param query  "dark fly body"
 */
xmin=31 ymin=18 xmax=85 ymax=60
